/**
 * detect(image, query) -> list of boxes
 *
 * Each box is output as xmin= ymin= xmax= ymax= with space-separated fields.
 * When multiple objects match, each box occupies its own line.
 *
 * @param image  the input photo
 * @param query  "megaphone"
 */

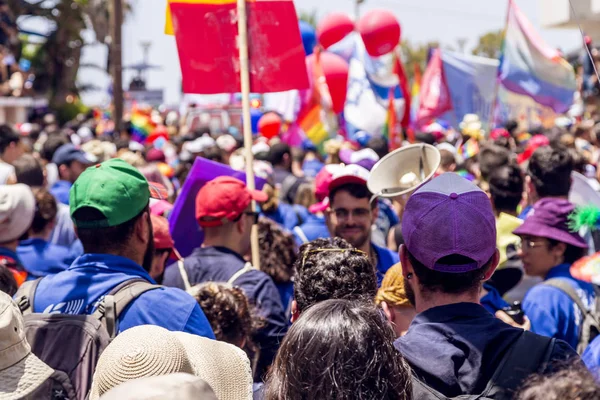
xmin=570 ymin=171 xmax=600 ymax=208
xmin=368 ymin=143 xmax=441 ymax=198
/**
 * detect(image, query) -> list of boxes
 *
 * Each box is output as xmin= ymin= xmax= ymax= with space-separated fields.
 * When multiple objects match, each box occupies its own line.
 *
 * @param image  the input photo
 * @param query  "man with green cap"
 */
xmin=24 ymin=159 xmax=214 ymax=337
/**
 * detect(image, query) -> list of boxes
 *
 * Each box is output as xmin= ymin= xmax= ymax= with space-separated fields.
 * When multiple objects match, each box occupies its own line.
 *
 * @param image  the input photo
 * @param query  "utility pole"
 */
xmin=355 ymin=0 xmax=364 ymax=20
xmin=111 ymin=0 xmax=124 ymax=134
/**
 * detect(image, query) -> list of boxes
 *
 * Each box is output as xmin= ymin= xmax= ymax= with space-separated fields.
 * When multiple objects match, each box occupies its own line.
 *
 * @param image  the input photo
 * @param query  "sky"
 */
xmin=77 ymin=0 xmax=582 ymax=106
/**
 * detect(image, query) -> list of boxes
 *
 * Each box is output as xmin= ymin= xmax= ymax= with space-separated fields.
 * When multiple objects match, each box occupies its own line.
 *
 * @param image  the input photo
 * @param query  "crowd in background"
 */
xmin=2 ymin=106 xmax=600 ymax=399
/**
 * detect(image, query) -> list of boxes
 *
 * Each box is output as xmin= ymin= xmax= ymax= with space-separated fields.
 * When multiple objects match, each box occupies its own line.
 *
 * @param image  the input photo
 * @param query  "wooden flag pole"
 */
xmin=237 ymin=0 xmax=261 ymax=269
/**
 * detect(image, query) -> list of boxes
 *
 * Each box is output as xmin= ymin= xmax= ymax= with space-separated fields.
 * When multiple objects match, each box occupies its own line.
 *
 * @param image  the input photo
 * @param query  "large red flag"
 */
xmin=416 ymin=49 xmax=453 ymax=126
xmin=170 ymin=0 xmax=309 ymax=94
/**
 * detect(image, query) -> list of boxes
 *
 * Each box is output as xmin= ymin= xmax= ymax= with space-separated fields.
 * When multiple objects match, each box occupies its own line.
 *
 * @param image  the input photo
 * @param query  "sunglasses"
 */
xmin=243 ymin=211 xmax=259 ymax=225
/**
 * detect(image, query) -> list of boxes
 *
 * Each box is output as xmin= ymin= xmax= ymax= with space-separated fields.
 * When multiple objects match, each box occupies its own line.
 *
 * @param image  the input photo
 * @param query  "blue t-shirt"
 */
xmin=293 ymin=214 xmax=330 ymax=246
xmin=50 ymin=180 xmax=72 ymax=205
xmin=31 ymin=254 xmax=215 ymax=338
xmin=263 ymin=204 xmax=309 ymax=231
xmin=523 ymin=263 xmax=596 ymax=350
xmin=373 ymin=243 xmax=399 ymax=286
xmin=374 ymin=199 xmax=400 ymax=244
xmin=480 ymin=283 xmax=510 ymax=315
xmin=302 ymin=159 xmax=324 ymax=179
xmin=17 ymin=238 xmax=75 ymax=277
xmin=583 ymin=335 xmax=600 ymax=376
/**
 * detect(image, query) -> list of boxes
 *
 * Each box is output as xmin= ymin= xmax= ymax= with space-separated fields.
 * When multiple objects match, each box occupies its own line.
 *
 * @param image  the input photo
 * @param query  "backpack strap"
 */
xmin=93 ymin=279 xmax=160 ymax=338
xmin=178 ymin=260 xmax=192 ymax=291
xmin=15 ymin=277 xmax=43 ymax=315
xmin=483 ymin=331 xmax=555 ymax=399
xmin=293 ymin=226 xmax=309 ymax=244
xmin=543 ymin=278 xmax=589 ymax=317
xmin=228 ymin=262 xmax=254 ymax=285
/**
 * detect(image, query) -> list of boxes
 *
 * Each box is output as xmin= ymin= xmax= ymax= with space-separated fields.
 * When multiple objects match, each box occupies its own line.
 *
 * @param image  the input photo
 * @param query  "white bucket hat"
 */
xmin=90 ymin=325 xmax=253 ymax=400
xmin=0 ymin=291 xmax=54 ymax=400
xmin=0 ymin=184 xmax=35 ymax=243
xmin=99 ymin=373 xmax=217 ymax=400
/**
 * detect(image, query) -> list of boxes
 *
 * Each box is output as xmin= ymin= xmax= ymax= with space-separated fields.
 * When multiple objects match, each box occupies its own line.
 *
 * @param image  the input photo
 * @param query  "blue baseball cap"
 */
xmin=52 ymin=144 xmax=97 ymax=166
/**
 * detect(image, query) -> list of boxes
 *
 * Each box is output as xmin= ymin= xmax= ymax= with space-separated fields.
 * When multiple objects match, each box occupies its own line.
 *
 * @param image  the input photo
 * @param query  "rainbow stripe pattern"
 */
xmin=457 ymin=138 xmax=480 ymax=160
xmin=499 ymin=0 xmax=576 ymax=113
xmin=130 ymin=106 xmax=156 ymax=143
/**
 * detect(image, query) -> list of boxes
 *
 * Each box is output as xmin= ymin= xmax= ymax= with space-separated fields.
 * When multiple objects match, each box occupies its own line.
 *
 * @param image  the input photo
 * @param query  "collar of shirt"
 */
xmin=19 ymin=238 xmax=47 ymax=247
xmin=411 ymin=302 xmax=493 ymax=326
xmin=193 ymin=246 xmax=245 ymax=263
xmin=68 ymin=253 xmax=155 ymax=283
xmin=545 ymin=263 xmax=574 ymax=281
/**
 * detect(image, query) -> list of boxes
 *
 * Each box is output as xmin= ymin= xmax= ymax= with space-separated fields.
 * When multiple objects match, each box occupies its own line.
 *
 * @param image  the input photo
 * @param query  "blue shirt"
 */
xmin=50 ymin=202 xmax=79 ymax=249
xmin=396 ymin=302 xmax=580 ymax=397
xmin=523 ymin=263 xmax=596 ymax=350
xmin=373 ymin=243 xmax=399 ymax=286
xmin=17 ymin=238 xmax=75 ymax=277
xmin=263 ymin=203 xmax=309 ymax=231
xmin=374 ymin=199 xmax=400 ymax=245
xmin=31 ymin=254 xmax=215 ymax=338
xmin=302 ymin=159 xmax=324 ymax=179
xmin=50 ymin=180 xmax=72 ymax=205
xmin=276 ymin=281 xmax=294 ymax=321
xmin=293 ymin=214 xmax=330 ymax=246
xmin=480 ymin=283 xmax=510 ymax=315
xmin=583 ymin=336 xmax=600 ymax=376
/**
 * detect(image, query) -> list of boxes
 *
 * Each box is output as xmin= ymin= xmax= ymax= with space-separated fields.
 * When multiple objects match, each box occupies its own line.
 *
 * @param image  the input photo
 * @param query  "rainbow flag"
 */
xmin=130 ymin=106 xmax=156 ymax=143
xmin=457 ymin=138 xmax=480 ymax=160
xmin=499 ymin=0 xmax=576 ymax=113
xmin=382 ymin=87 xmax=399 ymax=150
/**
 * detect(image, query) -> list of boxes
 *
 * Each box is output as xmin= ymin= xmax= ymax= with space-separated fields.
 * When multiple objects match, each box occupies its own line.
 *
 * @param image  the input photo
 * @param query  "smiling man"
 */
xmin=325 ymin=164 xmax=399 ymax=285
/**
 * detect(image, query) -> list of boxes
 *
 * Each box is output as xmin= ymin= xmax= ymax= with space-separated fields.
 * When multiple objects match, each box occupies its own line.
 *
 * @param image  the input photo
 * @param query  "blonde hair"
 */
xmin=375 ymin=263 xmax=411 ymax=308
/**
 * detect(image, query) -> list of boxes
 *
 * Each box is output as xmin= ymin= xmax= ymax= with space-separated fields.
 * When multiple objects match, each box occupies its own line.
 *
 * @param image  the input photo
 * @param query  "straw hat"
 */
xmin=91 ymin=326 xmax=253 ymax=400
xmin=99 ymin=373 xmax=218 ymax=400
xmin=90 ymin=325 xmax=194 ymax=399
xmin=174 ymin=332 xmax=253 ymax=400
xmin=0 ymin=292 xmax=54 ymax=400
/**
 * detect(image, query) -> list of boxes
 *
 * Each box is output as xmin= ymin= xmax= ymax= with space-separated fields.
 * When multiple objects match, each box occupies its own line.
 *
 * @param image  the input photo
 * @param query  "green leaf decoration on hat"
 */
xmin=568 ymin=205 xmax=600 ymax=232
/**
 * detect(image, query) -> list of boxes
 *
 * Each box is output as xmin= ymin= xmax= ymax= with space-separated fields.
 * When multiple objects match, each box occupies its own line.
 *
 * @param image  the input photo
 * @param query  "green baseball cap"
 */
xmin=70 ymin=158 xmax=150 ymax=228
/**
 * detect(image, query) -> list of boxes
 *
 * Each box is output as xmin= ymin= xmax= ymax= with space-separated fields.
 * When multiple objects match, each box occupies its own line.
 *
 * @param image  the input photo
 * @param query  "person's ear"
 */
xmin=236 ymin=215 xmax=246 ymax=235
xmin=291 ymin=300 xmax=299 ymax=323
xmin=381 ymin=301 xmax=395 ymax=324
xmin=483 ymin=249 xmax=501 ymax=281
xmin=58 ymin=164 xmax=69 ymax=180
xmin=399 ymin=245 xmax=414 ymax=278
xmin=551 ymin=242 xmax=568 ymax=261
xmin=135 ymin=211 xmax=150 ymax=243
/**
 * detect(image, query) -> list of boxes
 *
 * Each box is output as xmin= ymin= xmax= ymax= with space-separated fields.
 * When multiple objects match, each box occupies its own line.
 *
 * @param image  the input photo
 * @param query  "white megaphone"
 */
xmin=367 ymin=143 xmax=441 ymax=198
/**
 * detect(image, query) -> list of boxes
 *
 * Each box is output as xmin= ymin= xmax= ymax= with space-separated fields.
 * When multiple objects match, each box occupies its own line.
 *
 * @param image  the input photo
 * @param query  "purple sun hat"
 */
xmin=402 ymin=173 xmax=497 ymax=273
xmin=513 ymin=198 xmax=588 ymax=248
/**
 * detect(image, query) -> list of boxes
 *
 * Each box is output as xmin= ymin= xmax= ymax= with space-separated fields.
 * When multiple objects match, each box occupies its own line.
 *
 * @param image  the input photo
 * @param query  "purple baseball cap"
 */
xmin=513 ymin=198 xmax=588 ymax=248
xmin=402 ymin=173 xmax=497 ymax=273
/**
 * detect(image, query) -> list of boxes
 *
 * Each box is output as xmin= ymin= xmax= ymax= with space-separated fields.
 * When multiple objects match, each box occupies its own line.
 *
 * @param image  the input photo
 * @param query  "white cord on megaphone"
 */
xmin=568 ymin=0 xmax=600 ymax=84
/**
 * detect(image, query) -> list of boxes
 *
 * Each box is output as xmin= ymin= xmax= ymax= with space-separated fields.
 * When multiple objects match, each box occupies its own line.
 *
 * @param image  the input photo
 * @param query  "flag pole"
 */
xmin=489 ymin=0 xmax=511 ymax=132
xmin=237 ymin=0 xmax=261 ymax=269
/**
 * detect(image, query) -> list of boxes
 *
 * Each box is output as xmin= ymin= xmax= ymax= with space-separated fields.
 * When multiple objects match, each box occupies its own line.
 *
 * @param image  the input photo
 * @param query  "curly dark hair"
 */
xmin=30 ymin=187 xmax=58 ymax=234
xmin=516 ymin=363 xmax=600 ymax=400
xmin=294 ymin=237 xmax=377 ymax=313
xmin=188 ymin=282 xmax=262 ymax=349
xmin=265 ymin=299 xmax=412 ymax=400
xmin=257 ymin=218 xmax=296 ymax=284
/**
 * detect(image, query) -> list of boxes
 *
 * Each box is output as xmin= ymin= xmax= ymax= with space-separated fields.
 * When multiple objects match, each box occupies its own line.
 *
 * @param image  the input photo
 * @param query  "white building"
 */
xmin=541 ymin=0 xmax=600 ymax=41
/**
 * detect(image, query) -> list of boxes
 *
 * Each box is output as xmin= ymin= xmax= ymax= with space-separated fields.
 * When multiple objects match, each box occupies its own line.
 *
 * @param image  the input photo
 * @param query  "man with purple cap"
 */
xmin=396 ymin=173 xmax=579 ymax=399
xmin=325 ymin=164 xmax=399 ymax=285
xmin=514 ymin=198 xmax=595 ymax=353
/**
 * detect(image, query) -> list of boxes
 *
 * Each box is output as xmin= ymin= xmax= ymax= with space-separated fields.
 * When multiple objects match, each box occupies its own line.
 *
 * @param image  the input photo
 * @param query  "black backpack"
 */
xmin=411 ymin=331 xmax=555 ymax=400
xmin=543 ymin=278 xmax=600 ymax=354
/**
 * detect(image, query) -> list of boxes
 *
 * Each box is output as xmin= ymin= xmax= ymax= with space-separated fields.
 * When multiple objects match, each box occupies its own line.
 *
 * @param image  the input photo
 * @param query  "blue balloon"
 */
xmin=299 ymin=21 xmax=317 ymax=56
xmin=250 ymin=108 xmax=263 ymax=135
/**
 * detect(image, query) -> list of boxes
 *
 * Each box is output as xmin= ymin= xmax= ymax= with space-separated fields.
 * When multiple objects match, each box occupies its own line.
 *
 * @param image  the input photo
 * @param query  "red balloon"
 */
xmin=258 ymin=113 xmax=282 ymax=139
xmin=306 ymin=52 xmax=349 ymax=114
xmin=317 ymin=13 xmax=355 ymax=49
xmin=357 ymin=10 xmax=401 ymax=57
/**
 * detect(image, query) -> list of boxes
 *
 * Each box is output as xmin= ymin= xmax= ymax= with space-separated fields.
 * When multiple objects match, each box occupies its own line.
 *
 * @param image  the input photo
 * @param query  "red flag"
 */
xmin=416 ymin=49 xmax=452 ymax=126
xmin=170 ymin=0 xmax=309 ymax=94
xmin=393 ymin=52 xmax=412 ymax=130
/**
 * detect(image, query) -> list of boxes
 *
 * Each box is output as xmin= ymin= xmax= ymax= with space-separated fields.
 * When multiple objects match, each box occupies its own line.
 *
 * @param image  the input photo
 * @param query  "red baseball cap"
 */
xmin=195 ymin=176 xmax=267 ymax=227
xmin=151 ymin=214 xmax=180 ymax=260
xmin=309 ymin=164 xmax=344 ymax=214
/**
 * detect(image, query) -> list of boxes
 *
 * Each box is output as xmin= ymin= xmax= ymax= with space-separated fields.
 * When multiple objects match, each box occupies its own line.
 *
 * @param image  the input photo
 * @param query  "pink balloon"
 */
xmin=317 ymin=13 xmax=355 ymax=49
xmin=357 ymin=10 xmax=401 ymax=57
xmin=306 ymin=52 xmax=349 ymax=114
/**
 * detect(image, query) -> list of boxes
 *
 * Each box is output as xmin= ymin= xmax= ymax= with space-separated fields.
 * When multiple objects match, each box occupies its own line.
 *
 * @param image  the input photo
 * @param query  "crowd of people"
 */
xmin=2 ymin=107 xmax=600 ymax=400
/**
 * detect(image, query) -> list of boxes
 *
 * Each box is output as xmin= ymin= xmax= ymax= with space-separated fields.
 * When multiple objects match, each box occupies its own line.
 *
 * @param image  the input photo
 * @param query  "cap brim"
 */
xmin=249 ymin=189 xmax=268 ymax=203
xmin=309 ymin=198 xmax=329 ymax=214
xmin=514 ymin=224 xmax=589 ymax=249
xmin=75 ymin=152 xmax=98 ymax=165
